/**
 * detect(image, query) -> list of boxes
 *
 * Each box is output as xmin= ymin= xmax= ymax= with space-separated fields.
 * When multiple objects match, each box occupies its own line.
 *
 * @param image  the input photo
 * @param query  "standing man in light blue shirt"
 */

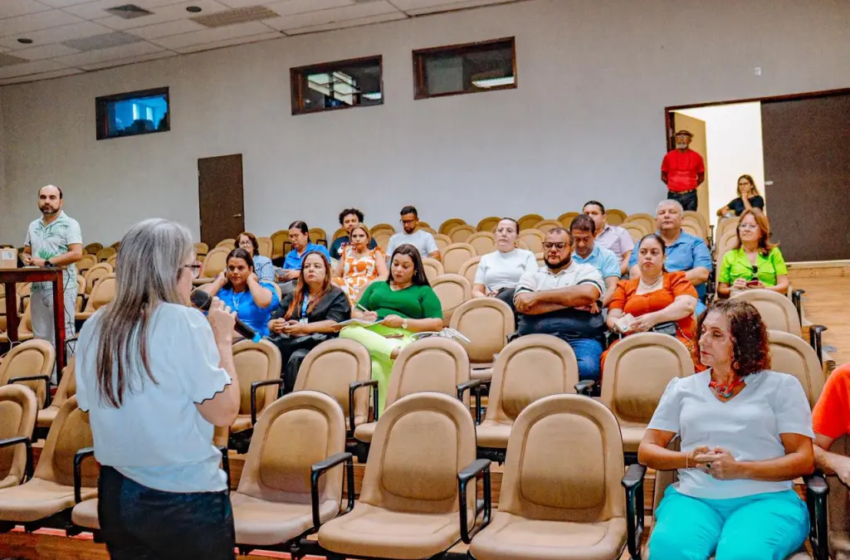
xmin=570 ymin=214 xmax=620 ymax=309
xmin=629 ymin=199 xmax=712 ymax=314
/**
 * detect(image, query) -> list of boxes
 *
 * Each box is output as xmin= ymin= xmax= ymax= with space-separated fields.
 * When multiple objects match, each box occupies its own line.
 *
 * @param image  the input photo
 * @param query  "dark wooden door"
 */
xmin=761 ymin=95 xmax=850 ymax=262
xmin=198 ymin=154 xmax=244 ymax=246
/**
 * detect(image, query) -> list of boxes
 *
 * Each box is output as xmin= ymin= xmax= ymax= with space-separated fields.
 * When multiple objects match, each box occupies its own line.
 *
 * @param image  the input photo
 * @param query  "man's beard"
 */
xmin=676 ymin=142 xmax=687 ymax=149
xmin=40 ymin=205 xmax=57 ymax=216
xmin=545 ymin=255 xmax=571 ymax=270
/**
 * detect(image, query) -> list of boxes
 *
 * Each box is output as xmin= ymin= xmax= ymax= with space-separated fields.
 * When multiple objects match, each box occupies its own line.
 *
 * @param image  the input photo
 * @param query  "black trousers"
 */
xmin=98 ymin=466 xmax=235 ymax=560
xmin=667 ymin=189 xmax=698 ymax=211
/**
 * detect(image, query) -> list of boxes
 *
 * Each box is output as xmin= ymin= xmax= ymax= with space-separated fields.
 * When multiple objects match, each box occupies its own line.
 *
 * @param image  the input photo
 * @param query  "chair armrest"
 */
xmin=217 ymin=446 xmax=231 ymax=490
xmin=250 ymin=379 xmax=284 ymax=426
xmin=0 ymin=436 xmax=33 ymax=483
xmin=74 ymin=447 xmax=96 ymax=504
xmin=792 ymin=289 xmax=806 ymax=324
xmin=458 ymin=458 xmax=492 ymax=544
xmin=805 ymin=472 xmax=829 ymax=560
xmin=574 ymin=379 xmax=595 ymax=396
xmin=621 ymin=463 xmax=647 ymax=560
xmin=457 ymin=379 xmax=483 ymax=425
xmin=809 ymin=325 xmax=827 ymax=367
xmin=9 ymin=374 xmax=52 ymax=407
xmin=310 ymin=452 xmax=354 ymax=531
xmin=349 ymin=379 xmax=379 ymax=432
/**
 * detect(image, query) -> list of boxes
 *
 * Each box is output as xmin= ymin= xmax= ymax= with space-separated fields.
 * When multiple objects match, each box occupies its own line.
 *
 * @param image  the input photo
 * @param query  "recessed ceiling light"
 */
xmin=186 ymin=6 xmax=202 ymax=13
xmin=17 ymin=38 xmax=33 ymax=44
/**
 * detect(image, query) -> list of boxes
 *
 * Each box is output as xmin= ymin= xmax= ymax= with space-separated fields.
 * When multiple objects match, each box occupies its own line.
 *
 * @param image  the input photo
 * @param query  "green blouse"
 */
xmin=359 ymin=281 xmax=443 ymax=320
xmin=718 ymin=246 xmax=788 ymax=287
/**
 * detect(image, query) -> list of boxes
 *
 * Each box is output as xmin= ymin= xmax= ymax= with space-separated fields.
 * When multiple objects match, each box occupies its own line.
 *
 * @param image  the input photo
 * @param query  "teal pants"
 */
xmin=649 ymin=486 xmax=809 ymax=560
xmin=340 ymin=324 xmax=413 ymax=413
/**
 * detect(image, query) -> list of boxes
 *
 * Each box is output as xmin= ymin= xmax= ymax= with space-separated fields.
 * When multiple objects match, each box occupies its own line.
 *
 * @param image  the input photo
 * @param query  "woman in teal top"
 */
xmin=717 ymin=209 xmax=789 ymax=298
xmin=341 ymin=244 xmax=444 ymax=412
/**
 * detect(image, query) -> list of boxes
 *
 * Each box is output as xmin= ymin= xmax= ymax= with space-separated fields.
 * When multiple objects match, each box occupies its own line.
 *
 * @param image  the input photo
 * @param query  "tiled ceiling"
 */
xmin=0 ymin=0 xmax=525 ymax=86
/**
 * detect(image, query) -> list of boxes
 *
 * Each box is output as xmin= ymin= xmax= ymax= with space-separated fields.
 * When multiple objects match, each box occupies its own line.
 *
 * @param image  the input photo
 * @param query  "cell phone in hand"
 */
xmin=615 ymin=314 xmax=636 ymax=333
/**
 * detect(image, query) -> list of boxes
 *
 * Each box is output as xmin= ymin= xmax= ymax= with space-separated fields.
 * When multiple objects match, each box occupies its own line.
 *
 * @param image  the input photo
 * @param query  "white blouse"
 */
xmin=474 ymin=248 xmax=538 ymax=292
xmin=76 ymin=303 xmax=232 ymax=493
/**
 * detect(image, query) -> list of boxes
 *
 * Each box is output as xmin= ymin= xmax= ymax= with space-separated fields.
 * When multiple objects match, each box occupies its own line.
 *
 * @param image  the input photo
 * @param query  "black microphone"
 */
xmin=190 ymin=289 xmax=260 ymax=342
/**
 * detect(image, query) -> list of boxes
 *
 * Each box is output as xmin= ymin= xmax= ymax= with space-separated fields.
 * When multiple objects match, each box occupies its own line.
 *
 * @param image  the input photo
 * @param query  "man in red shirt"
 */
xmin=812 ymin=363 xmax=850 ymax=484
xmin=661 ymin=130 xmax=705 ymax=211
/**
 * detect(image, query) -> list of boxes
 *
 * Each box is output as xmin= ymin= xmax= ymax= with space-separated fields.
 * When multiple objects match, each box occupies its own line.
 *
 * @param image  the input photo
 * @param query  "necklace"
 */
xmin=639 ymin=275 xmax=663 ymax=291
xmin=709 ymin=376 xmax=746 ymax=398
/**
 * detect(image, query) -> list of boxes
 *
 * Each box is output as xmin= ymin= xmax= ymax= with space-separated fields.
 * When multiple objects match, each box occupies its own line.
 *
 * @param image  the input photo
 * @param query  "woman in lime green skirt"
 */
xmin=340 ymin=244 xmax=444 ymax=412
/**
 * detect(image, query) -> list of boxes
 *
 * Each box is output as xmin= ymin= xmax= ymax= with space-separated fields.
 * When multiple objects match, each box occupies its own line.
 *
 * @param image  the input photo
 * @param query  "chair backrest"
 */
xmin=442 ymin=243 xmax=476 ymax=275
xmin=557 ymin=212 xmax=580 ymax=228
xmin=433 ymin=233 xmax=452 ymax=254
xmin=194 ymin=242 xmax=209 ymax=256
xmin=107 ymin=254 xmax=118 ymax=269
xmin=466 ymin=232 xmax=496 ymax=256
xmin=331 ymin=228 xmax=347 ymax=243
xmin=83 ymin=243 xmax=103 ymax=255
xmin=0 ymin=385 xmax=37 ymax=487
xmin=360 ymin=392 xmax=476 ymax=515
xmin=418 ymin=222 xmax=434 ymax=233
xmin=33 ymin=396 xmax=97 ymax=488
xmin=533 ymin=219 xmax=562 ymax=233
xmin=517 ymin=229 xmax=545 ymax=254
xmin=309 ymin=228 xmax=327 ymax=245
xmin=499 ymin=394 xmax=625 ymax=522
xmin=233 ymin=340 xmax=282 ymax=417
xmin=732 ymin=289 xmax=802 ymax=335
xmin=95 ymin=246 xmax=116 ymax=262
xmin=294 ymin=339 xmax=372 ymax=428
xmin=449 ymin=298 xmax=514 ymax=365
xmin=257 ymin=237 xmax=273 ymax=258
xmin=458 ymin=256 xmax=481 ymax=286
xmin=200 ymin=247 xmax=231 ymax=279
xmin=76 ymin=254 xmax=97 ymax=274
xmin=76 ymin=275 xmax=86 ymax=297
xmin=681 ymin=220 xmax=703 ymax=240
xmin=270 ymin=230 xmax=290 ymax=259
xmin=484 ymin=334 xmax=579 ymax=424
xmin=0 ymin=339 xmax=55 ymax=408
xmin=84 ymin=263 xmax=113 ymax=294
xmin=439 ymin=218 xmax=467 ymax=235
xmin=683 ymin=210 xmax=708 ymax=237
xmin=517 ymin=214 xmax=544 ymax=231
xmin=84 ymin=273 xmax=117 ymax=313
xmin=431 ymin=274 xmax=471 ymax=326
xmin=476 ymin=216 xmax=501 ymax=233
xmin=622 ymin=223 xmax=646 ymax=244
xmin=370 ymin=223 xmax=395 ymax=236
xmin=767 ymin=330 xmax=825 ymax=408
xmin=606 ymin=209 xmax=627 ymax=226
xmin=236 ymin=391 xmax=346 ymax=507
xmin=372 ymin=230 xmax=392 ymax=251
xmin=600 ymin=333 xmax=695 ymax=425
xmin=716 ymin=216 xmax=740 ymax=246
xmin=384 ymin=337 xmax=471 ymax=409
xmin=715 ymin=230 xmax=738 ymax=272
xmin=422 ymin=257 xmax=445 ymax=283
xmin=216 ymin=238 xmax=236 ymax=250
xmin=448 ymin=225 xmax=476 ymax=244
xmin=53 ymin=355 xmax=77 ymax=410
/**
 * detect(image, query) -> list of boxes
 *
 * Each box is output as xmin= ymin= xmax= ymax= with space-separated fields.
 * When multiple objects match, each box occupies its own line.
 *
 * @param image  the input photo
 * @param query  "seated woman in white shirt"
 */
xmin=638 ymin=299 xmax=814 ymax=560
xmin=472 ymin=218 xmax=538 ymax=309
xmin=75 ymin=218 xmax=240 ymax=559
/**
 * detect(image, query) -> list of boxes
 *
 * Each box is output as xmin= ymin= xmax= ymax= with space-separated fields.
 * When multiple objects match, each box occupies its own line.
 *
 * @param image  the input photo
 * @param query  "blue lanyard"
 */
xmin=301 ymin=295 xmax=310 ymax=318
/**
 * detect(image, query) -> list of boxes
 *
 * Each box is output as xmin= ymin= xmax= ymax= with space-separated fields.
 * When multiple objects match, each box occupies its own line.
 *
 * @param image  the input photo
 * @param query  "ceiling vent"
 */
xmin=64 ymin=32 xmax=143 ymax=51
xmin=190 ymin=5 xmax=280 ymax=28
xmin=104 ymin=4 xmax=154 ymax=20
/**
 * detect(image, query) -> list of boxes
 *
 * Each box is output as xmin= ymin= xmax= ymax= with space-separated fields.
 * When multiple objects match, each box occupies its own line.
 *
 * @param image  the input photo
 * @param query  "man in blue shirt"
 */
xmin=570 ymin=214 xmax=620 ymax=308
xmin=629 ymin=200 xmax=712 ymax=314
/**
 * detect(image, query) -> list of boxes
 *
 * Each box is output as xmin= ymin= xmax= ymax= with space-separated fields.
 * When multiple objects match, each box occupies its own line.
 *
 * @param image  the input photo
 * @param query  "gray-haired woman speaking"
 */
xmin=75 ymin=218 xmax=240 ymax=559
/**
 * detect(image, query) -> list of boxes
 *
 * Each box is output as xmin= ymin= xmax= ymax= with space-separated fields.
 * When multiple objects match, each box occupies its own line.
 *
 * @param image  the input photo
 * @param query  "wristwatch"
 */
xmin=402 ymin=319 xmax=408 ymax=329
xmin=44 ymin=260 xmax=55 ymax=268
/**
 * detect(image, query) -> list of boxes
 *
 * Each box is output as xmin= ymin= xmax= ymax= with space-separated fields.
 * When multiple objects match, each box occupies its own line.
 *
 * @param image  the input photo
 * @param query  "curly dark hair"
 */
xmin=698 ymin=299 xmax=770 ymax=376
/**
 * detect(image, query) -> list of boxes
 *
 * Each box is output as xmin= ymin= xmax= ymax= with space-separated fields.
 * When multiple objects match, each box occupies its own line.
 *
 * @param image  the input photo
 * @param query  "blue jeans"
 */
xmin=566 ymin=337 xmax=603 ymax=381
xmin=649 ymin=486 xmax=809 ymax=560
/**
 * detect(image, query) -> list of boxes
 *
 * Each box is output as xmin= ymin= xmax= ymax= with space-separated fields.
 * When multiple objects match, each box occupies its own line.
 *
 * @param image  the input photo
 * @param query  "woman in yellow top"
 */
xmin=717 ymin=209 xmax=788 ymax=298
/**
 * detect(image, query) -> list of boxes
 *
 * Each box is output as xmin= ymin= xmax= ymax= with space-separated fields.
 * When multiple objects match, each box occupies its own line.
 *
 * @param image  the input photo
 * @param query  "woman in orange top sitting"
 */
xmin=333 ymin=224 xmax=388 ymax=304
xmin=605 ymin=233 xmax=703 ymax=370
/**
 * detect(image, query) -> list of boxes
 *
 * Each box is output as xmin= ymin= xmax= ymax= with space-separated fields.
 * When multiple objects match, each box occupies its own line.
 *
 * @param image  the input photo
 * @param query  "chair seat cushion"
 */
xmin=71 ymin=498 xmax=100 ymax=529
xmin=0 ymin=478 xmax=97 ymax=523
xmin=318 ymin=503 xmax=460 ymax=560
xmin=619 ymin=423 xmax=647 ymax=454
xmin=470 ymin=512 xmax=627 ymax=560
xmin=231 ymin=415 xmax=253 ymax=434
xmin=230 ymin=492 xmax=338 ymax=546
xmin=0 ymin=474 xmax=21 ymax=490
xmin=36 ymin=406 xmax=60 ymax=429
xmin=354 ymin=421 xmax=376 ymax=444
xmin=476 ymin=420 xmax=513 ymax=449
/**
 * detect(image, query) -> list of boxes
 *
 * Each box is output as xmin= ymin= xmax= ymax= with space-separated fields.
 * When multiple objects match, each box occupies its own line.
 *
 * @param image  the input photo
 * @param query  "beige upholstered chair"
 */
xmin=422 ymin=258 xmax=445 ymax=283
xmin=732 ymin=289 xmax=802 ymax=335
xmin=0 ymin=385 xmax=38 ymax=489
xmin=607 ymin=209 xmax=627 ymax=226
xmin=226 ymin=340 xmax=283 ymax=452
xmin=623 ymin=213 xmax=655 ymax=236
xmin=439 ymin=218 xmax=467 ymax=235
xmin=433 ymin=233 xmax=452 ymax=254
xmin=517 ymin=229 xmax=545 ymax=255
xmin=0 ymin=339 xmax=55 ymax=409
xmin=533 ymin=219 xmax=563 ymax=233
xmin=449 ymin=298 xmax=514 ymax=383
xmin=517 ymin=214 xmax=545 ymax=231
xmin=194 ymin=246 xmax=230 ymax=285
xmin=83 ymin=262 xmax=112 ymax=295
xmin=432 ymin=274 xmax=472 ymax=325
xmin=448 ymin=224 xmax=476 ymax=244
xmin=36 ymin=356 xmax=77 ymax=433
xmin=768 ymin=330 xmax=825 ymax=408
xmin=442 ymin=243 xmax=476 ymax=275
xmin=458 ymin=256 xmax=481 ymax=287
xmin=476 ymin=216 xmax=501 ymax=233
xmin=270 ymin=230 xmax=290 ymax=260
xmin=466 ymin=232 xmax=496 ymax=256
xmin=557 ymin=211 xmax=580 ymax=228
xmin=76 ymin=273 xmax=116 ymax=321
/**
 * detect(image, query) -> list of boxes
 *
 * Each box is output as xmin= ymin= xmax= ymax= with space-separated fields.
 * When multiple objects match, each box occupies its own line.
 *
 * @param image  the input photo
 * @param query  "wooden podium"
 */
xmin=1 ymin=268 xmax=67 ymax=379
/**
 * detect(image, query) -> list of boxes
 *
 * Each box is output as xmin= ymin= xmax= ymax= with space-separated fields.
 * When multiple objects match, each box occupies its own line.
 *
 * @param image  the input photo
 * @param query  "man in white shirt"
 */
xmin=386 ymin=205 xmax=440 ymax=261
xmin=514 ymin=228 xmax=605 ymax=381
xmin=583 ymin=200 xmax=634 ymax=275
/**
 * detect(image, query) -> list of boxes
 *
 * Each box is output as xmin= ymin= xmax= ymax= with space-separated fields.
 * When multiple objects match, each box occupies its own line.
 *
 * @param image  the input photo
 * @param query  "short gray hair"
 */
xmin=656 ymin=199 xmax=684 ymax=215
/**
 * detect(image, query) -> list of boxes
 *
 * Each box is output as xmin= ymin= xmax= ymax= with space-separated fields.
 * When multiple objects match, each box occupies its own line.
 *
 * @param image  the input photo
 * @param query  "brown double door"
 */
xmin=198 ymin=154 xmax=245 ymax=247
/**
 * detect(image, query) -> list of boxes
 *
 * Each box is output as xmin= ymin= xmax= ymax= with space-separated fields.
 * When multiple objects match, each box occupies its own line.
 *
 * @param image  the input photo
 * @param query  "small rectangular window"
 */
xmin=96 ymin=87 xmax=169 ymax=140
xmin=290 ymin=56 xmax=383 ymax=115
xmin=413 ymin=38 xmax=516 ymax=100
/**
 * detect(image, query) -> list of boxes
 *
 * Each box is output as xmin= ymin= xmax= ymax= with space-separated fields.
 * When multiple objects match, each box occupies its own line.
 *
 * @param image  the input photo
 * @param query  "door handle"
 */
xmin=764 ymin=181 xmax=774 ymax=186
xmin=233 ymin=213 xmax=243 ymax=218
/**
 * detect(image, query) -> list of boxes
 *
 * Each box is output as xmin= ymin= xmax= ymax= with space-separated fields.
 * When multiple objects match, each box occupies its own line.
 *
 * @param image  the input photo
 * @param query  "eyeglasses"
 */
xmin=542 ymin=242 xmax=568 ymax=250
xmin=183 ymin=263 xmax=202 ymax=276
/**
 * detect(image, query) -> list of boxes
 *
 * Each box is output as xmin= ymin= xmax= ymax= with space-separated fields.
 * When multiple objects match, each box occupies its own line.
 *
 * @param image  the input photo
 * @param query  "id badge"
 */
xmin=300 ymin=318 xmax=308 ymax=325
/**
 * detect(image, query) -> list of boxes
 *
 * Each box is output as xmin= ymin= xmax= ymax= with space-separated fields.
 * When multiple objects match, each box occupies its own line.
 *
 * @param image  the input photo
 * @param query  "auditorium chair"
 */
xmin=449 ymin=298 xmax=515 ymax=384
xmin=681 ymin=220 xmax=703 ymax=239
xmin=439 ymin=218 xmax=466 ymax=235
xmin=422 ymin=257 xmax=445 ymax=283
xmin=36 ymin=356 xmax=76 ymax=438
xmin=16 ymin=282 xmax=31 ymax=313
xmin=448 ymin=224 xmax=476 ymax=244
xmin=622 ymin=223 xmax=646 ymax=244
xmin=309 ymin=228 xmax=328 ymax=247
xmin=476 ymin=334 xmax=585 ymax=462
xmin=0 ymin=300 xmax=33 ymax=345
xmin=418 ymin=221 xmax=435 ymax=234
xmin=230 ymin=391 xmax=351 ymax=555
xmin=95 ymin=246 xmax=115 ymax=262
xmin=194 ymin=246 xmax=229 ymax=285
xmin=715 ymin=216 xmax=740 ymax=246
xmin=372 ymin=230 xmax=392 ymax=251
xmin=0 ymin=396 xmax=97 ymax=534
xmin=0 ymin=385 xmax=38 ymax=490
xmin=194 ymin=241 xmax=209 ymax=257
xmin=293 ymin=339 xmax=376 ymax=440
xmin=607 ymin=208 xmax=628 ymax=225
xmin=295 ymin=392 xmax=490 ymax=560
xmin=517 ymin=213 xmax=544 ymax=231
xmin=768 ymin=330 xmax=825 ymax=408
xmin=370 ymin=223 xmax=395 ymax=236
xmin=517 ymin=228 xmax=545 ymax=254
xmin=600 ymin=333 xmax=695 ymax=463
xmin=0 ymin=339 xmax=55 ymax=409
xmin=227 ymin=339 xmax=283 ymax=453
xmin=106 ymin=254 xmax=117 ymax=269
xmin=270 ymin=229 xmax=290 ymax=260
xmin=83 ymin=243 xmax=102 ymax=256
xmin=533 ymin=219 xmax=562 ymax=233
xmin=467 ymin=232 xmax=496 ymax=256
xmin=469 ymin=394 xmax=643 ymax=560
xmin=432 ymin=274 xmax=472 ymax=325
xmin=433 ymin=233 xmax=452 ymax=254
xmin=442 ymin=243 xmax=476 ymax=274
xmin=476 ymin=216 xmax=501 ymax=233
xmin=458 ymin=256 xmax=481 ymax=286
xmin=623 ymin=212 xmax=654 ymax=232
xmin=257 ymin=236 xmax=273 ymax=258
xmin=683 ymin=210 xmax=709 ymax=240
xmin=76 ymin=254 xmax=97 ymax=276
xmin=557 ymin=211 xmax=580 ymax=228
xmin=82 ymin=262 xmax=112 ymax=295
xmin=76 ymin=273 xmax=116 ymax=322
xmin=354 ymin=337 xmax=479 ymax=447
xmin=216 ymin=238 xmax=236 ymax=250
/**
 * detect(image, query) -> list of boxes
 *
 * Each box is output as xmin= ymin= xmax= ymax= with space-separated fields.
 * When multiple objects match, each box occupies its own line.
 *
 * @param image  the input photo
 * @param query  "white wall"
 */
xmin=677 ymin=103 xmax=766 ymax=227
xmin=1 ymin=0 xmax=848 ymax=244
